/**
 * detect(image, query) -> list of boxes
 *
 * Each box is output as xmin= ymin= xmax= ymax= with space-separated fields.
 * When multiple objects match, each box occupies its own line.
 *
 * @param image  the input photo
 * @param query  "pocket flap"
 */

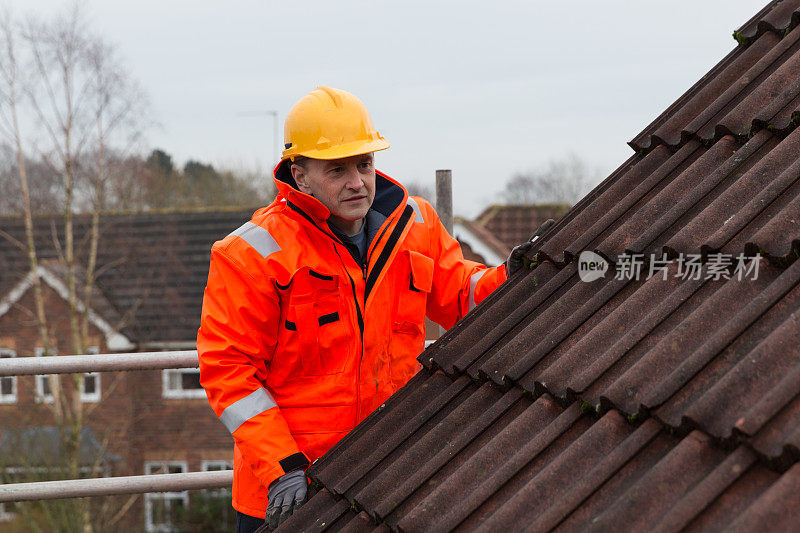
xmin=408 ymin=250 xmax=434 ymax=292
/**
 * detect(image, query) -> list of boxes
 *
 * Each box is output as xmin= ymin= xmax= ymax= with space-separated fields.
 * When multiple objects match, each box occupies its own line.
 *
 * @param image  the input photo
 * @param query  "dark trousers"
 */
xmin=236 ymin=510 xmax=266 ymax=533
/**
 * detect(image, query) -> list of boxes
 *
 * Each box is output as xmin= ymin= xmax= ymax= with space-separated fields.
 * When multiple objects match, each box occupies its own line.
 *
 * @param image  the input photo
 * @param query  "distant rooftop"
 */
xmin=0 ymin=207 xmax=259 ymax=345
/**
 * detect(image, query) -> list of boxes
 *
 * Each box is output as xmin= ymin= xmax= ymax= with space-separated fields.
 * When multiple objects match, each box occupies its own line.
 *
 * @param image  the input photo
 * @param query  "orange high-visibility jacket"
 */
xmin=197 ymin=163 xmax=507 ymax=517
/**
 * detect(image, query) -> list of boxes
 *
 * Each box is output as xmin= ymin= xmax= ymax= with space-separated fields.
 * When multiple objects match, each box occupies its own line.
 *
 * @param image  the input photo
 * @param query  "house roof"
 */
xmin=453 ymin=217 xmax=510 ymax=267
xmin=475 ymin=203 xmax=571 ymax=250
xmin=0 ymin=264 xmax=134 ymax=350
xmin=280 ymin=1 xmax=800 ymax=530
xmin=0 ymin=207 xmax=257 ymax=345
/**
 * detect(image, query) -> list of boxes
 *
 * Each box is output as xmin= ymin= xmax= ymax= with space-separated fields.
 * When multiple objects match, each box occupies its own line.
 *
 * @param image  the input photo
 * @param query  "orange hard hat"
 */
xmin=282 ymin=86 xmax=389 ymax=161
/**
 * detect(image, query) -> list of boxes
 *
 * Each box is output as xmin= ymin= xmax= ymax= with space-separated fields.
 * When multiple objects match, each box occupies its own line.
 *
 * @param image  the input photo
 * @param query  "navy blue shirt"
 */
xmin=341 ymin=223 xmax=368 ymax=264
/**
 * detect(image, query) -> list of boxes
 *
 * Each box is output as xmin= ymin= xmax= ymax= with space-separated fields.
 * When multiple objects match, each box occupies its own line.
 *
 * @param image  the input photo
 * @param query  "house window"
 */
xmin=162 ymin=369 xmax=205 ymax=399
xmin=34 ymin=347 xmax=55 ymax=404
xmin=0 ymin=468 xmax=26 ymax=522
xmin=0 ymin=502 xmax=16 ymax=522
xmin=144 ymin=461 xmax=188 ymax=533
xmin=201 ymin=460 xmax=233 ymax=497
xmin=0 ymin=349 xmax=16 ymax=404
xmin=197 ymin=460 xmax=234 ymax=524
xmin=201 ymin=460 xmax=232 ymax=472
xmin=81 ymin=347 xmax=101 ymax=402
xmin=81 ymin=372 xmax=101 ymax=402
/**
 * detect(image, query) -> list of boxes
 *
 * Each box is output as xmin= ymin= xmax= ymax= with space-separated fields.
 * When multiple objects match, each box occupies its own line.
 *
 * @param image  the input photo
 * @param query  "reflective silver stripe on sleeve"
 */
xmin=469 ymin=270 xmax=489 ymax=311
xmin=407 ymin=197 xmax=424 ymax=224
xmin=219 ymin=388 xmax=277 ymax=434
xmin=228 ymin=222 xmax=281 ymax=258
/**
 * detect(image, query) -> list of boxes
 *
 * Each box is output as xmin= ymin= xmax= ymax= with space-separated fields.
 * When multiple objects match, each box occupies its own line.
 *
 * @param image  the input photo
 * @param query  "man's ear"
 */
xmin=291 ymin=164 xmax=312 ymax=195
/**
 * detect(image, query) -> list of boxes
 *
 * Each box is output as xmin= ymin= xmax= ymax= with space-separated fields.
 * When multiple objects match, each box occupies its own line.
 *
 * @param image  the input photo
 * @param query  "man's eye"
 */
xmin=330 ymin=167 xmax=344 ymax=173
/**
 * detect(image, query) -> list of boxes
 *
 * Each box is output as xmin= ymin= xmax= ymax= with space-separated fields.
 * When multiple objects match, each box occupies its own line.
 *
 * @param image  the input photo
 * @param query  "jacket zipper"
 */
xmin=330 ymin=243 xmax=365 ymax=425
xmin=287 ymin=200 xmax=411 ymax=424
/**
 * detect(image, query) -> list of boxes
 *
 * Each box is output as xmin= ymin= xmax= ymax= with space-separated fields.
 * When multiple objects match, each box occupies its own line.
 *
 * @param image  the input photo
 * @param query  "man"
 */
xmin=197 ymin=87 xmax=530 ymax=531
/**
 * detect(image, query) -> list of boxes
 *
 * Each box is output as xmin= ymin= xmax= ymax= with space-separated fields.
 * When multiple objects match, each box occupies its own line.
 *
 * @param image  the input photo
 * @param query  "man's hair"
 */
xmin=290 ymin=155 xmax=308 ymax=169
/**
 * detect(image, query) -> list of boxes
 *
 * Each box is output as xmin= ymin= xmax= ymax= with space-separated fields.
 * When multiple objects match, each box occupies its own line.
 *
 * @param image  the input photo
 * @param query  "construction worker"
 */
xmin=197 ymin=87 xmax=531 ymax=532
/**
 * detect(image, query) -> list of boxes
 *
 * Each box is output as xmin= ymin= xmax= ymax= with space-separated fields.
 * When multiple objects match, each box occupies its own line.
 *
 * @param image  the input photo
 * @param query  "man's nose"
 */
xmin=345 ymin=167 xmax=364 ymax=190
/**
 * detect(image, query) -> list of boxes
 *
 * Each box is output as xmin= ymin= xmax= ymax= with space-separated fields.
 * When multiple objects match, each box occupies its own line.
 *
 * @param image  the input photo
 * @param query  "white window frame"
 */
xmin=162 ymin=368 xmax=205 ymax=399
xmin=34 ymin=347 xmax=55 ymax=404
xmin=201 ymin=460 xmax=233 ymax=497
xmin=0 ymin=502 xmax=15 ymax=522
xmin=144 ymin=461 xmax=189 ymax=533
xmin=0 ymin=349 xmax=17 ymax=404
xmin=80 ymin=347 xmax=101 ymax=403
xmin=201 ymin=460 xmax=232 ymax=471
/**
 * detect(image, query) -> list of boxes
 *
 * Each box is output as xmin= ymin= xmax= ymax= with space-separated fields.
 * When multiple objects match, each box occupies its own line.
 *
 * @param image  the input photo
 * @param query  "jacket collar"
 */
xmin=272 ymin=159 xmax=408 ymax=224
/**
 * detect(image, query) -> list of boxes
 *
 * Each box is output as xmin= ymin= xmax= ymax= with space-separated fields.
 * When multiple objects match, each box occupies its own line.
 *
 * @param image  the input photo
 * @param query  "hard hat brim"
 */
xmin=284 ymin=138 xmax=389 ymax=161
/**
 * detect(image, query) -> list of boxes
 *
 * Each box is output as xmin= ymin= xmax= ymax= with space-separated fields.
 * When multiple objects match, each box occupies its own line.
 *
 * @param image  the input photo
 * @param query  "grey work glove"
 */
xmin=506 ymin=219 xmax=556 ymax=276
xmin=266 ymin=469 xmax=308 ymax=530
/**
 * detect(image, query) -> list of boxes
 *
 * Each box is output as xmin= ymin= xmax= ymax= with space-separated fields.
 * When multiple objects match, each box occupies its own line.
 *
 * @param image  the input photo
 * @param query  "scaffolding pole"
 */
xmin=0 ymin=350 xmax=199 ymax=376
xmin=0 ymin=470 xmax=233 ymax=502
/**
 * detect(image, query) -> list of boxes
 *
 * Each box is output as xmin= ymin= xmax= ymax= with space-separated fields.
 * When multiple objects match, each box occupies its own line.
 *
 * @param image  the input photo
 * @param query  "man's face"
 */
xmin=291 ymin=153 xmax=376 ymax=233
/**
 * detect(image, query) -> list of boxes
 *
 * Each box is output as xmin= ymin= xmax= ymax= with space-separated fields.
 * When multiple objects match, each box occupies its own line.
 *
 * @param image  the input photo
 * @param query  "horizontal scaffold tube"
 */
xmin=0 ymin=470 xmax=233 ymax=502
xmin=0 ymin=350 xmax=199 ymax=376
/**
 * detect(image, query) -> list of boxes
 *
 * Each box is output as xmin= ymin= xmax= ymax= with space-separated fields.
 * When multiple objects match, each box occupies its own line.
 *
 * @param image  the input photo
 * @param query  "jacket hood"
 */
xmin=273 ymin=159 xmax=407 ymax=222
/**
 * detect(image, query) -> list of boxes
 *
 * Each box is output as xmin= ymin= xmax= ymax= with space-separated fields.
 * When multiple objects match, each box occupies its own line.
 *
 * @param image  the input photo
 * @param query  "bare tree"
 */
xmin=79 ymin=34 xmax=149 ymax=351
xmin=404 ymin=180 xmax=434 ymax=202
xmin=0 ymin=150 xmax=63 ymax=214
xmin=0 ymin=9 xmax=57 ymax=411
xmin=500 ymin=153 xmax=599 ymax=206
xmin=0 ymin=4 xmax=151 ymax=530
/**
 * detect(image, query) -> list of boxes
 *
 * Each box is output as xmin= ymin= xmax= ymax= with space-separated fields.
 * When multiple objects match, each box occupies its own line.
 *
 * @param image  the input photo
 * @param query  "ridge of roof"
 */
xmin=631 ymin=2 xmax=800 ymax=155
xmin=735 ymin=0 xmax=800 ymax=42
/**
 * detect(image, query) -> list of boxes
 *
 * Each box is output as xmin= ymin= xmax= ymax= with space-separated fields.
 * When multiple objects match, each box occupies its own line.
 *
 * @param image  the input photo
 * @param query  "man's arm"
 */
xmin=412 ymin=197 xmax=508 ymax=329
xmin=197 ymin=246 xmax=307 ymax=490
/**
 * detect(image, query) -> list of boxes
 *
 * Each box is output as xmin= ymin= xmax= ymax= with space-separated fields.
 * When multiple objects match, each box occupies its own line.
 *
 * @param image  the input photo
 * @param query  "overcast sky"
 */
xmin=6 ymin=0 xmax=765 ymax=217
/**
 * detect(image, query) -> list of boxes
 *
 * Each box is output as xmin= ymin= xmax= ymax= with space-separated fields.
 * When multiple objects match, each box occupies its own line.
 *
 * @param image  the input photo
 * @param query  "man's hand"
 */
xmin=505 ymin=219 xmax=555 ymax=276
xmin=266 ymin=469 xmax=308 ymax=530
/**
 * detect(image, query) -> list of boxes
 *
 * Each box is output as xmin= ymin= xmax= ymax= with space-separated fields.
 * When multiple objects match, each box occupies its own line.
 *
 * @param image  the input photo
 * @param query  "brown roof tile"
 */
xmin=475 ymin=204 xmax=570 ymax=250
xmin=295 ymin=369 xmax=797 ymax=531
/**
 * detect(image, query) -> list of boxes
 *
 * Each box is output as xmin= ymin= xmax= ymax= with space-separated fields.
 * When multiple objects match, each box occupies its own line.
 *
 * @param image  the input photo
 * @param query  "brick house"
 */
xmin=0 ymin=209 xmax=257 ymax=531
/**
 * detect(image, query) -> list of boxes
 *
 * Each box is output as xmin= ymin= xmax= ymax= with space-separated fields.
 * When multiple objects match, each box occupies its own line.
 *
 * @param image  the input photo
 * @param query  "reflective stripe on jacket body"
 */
xmin=197 ymin=161 xmax=507 ymax=517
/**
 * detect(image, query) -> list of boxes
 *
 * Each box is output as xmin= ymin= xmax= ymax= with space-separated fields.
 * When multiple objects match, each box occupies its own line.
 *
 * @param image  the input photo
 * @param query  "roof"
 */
xmin=280 ymin=1 xmax=800 ymax=530
xmin=0 ymin=207 xmax=257 ymax=344
xmin=453 ymin=217 xmax=509 ymax=267
xmin=475 ymin=203 xmax=571 ymax=250
xmin=0 ymin=263 xmax=134 ymax=350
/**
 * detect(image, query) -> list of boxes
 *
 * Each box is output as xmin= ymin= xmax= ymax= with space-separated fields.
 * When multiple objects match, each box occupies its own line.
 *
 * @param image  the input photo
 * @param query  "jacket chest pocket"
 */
xmin=282 ymin=269 xmax=351 ymax=377
xmin=392 ymin=250 xmax=434 ymax=336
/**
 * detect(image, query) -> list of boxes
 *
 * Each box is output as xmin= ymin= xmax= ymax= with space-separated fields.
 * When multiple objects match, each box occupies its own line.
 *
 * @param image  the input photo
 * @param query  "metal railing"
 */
xmin=0 ymin=350 xmax=234 ymax=501
xmin=0 ymin=471 xmax=233 ymax=502
xmin=0 ymin=350 xmax=199 ymax=376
